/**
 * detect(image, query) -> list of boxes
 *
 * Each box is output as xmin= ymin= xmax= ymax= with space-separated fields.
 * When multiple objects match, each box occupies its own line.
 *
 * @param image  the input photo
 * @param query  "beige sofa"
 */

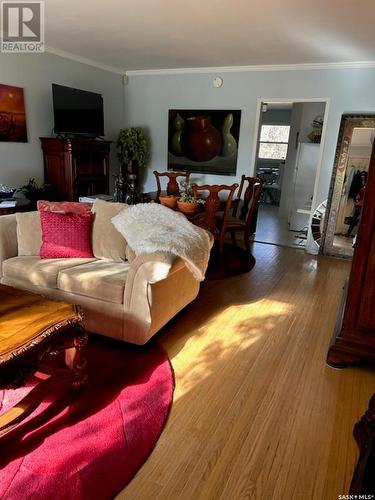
xmin=0 ymin=201 xmax=200 ymax=345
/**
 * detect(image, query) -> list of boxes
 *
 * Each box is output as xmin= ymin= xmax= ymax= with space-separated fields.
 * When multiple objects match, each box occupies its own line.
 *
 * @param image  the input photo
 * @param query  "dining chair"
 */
xmin=222 ymin=175 xmax=264 ymax=252
xmin=191 ymin=183 xmax=238 ymax=260
xmin=153 ymin=171 xmax=191 ymax=198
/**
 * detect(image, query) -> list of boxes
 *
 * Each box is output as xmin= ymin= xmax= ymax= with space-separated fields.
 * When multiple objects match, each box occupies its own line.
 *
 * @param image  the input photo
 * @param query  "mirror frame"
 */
xmin=321 ymin=114 xmax=375 ymax=257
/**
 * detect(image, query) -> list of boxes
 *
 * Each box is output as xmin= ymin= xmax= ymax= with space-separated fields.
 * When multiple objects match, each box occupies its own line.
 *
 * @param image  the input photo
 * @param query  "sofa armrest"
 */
xmin=123 ymin=251 xmax=198 ymax=343
xmin=0 ymin=214 xmax=18 ymax=276
xmin=124 ymin=251 xmax=179 ymax=307
xmin=129 ymin=251 xmax=183 ymax=281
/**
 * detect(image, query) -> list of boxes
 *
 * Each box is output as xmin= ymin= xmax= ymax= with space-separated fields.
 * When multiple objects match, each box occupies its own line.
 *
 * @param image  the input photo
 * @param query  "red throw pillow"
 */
xmin=40 ymin=211 xmax=94 ymax=259
xmin=37 ymin=200 xmax=93 ymax=214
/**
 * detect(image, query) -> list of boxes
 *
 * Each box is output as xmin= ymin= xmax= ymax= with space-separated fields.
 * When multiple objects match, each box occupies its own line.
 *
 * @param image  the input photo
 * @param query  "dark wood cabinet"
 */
xmin=40 ymin=137 xmax=111 ymax=201
xmin=327 ymin=142 xmax=375 ymax=367
xmin=350 ymin=393 xmax=375 ymax=495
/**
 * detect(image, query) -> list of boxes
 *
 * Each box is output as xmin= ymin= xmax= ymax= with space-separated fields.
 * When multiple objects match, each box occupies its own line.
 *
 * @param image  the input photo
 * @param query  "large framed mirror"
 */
xmin=321 ymin=114 xmax=375 ymax=257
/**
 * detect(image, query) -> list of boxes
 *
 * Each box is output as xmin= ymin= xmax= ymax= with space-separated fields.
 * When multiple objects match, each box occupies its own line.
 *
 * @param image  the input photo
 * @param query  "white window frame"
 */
xmin=257 ymin=123 xmax=291 ymax=161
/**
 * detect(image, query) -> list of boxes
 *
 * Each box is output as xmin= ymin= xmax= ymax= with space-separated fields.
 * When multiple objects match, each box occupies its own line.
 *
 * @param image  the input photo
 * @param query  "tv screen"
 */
xmin=52 ymin=84 xmax=104 ymax=137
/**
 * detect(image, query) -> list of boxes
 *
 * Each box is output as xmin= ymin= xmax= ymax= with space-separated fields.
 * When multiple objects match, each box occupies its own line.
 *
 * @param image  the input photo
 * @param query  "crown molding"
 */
xmin=40 ymin=48 xmax=375 ymax=77
xmin=45 ymin=46 xmax=125 ymax=75
xmin=126 ymin=60 xmax=375 ymax=76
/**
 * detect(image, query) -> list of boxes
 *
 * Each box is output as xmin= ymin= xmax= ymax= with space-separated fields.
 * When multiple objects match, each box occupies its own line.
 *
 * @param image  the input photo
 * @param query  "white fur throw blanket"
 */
xmin=111 ymin=203 xmax=213 ymax=281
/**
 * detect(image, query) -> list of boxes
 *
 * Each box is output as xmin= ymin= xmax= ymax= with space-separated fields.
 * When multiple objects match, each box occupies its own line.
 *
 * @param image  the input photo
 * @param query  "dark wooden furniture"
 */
xmin=327 ymin=142 xmax=375 ymax=367
xmin=40 ymin=137 xmax=111 ymax=201
xmin=0 ymin=198 xmax=30 ymax=216
xmin=350 ymin=392 xmax=375 ymax=495
xmin=220 ymin=176 xmax=263 ymax=252
xmin=191 ymin=183 xmax=238 ymax=259
xmin=153 ymin=170 xmax=191 ymax=198
xmin=0 ymin=285 xmax=87 ymax=443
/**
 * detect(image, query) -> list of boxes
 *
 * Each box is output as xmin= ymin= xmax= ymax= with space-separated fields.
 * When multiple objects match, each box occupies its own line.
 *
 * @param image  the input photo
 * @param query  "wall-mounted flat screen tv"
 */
xmin=52 ymin=84 xmax=104 ymax=137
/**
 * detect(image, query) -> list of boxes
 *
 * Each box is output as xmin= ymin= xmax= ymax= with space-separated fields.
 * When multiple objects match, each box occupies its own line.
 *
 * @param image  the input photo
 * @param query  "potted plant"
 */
xmin=176 ymin=181 xmax=205 ymax=215
xmin=19 ymin=178 xmax=53 ymax=210
xmin=116 ymin=127 xmax=149 ymax=204
xmin=158 ymin=194 xmax=179 ymax=210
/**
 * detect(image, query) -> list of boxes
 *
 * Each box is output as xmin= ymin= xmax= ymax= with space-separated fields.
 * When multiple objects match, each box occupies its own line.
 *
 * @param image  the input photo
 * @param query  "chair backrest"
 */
xmin=192 ymin=183 xmax=238 ymax=234
xmin=153 ymin=171 xmax=191 ymax=195
xmin=235 ymin=175 xmax=263 ymax=231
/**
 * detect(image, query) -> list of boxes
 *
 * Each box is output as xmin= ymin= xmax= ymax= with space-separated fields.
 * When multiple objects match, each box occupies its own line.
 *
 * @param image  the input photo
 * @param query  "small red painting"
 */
xmin=0 ymin=84 xmax=28 ymax=142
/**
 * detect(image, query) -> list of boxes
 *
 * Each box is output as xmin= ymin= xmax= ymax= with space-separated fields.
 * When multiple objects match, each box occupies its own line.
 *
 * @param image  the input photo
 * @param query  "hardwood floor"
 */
xmin=250 ymin=204 xmax=307 ymax=249
xmin=117 ymin=243 xmax=375 ymax=500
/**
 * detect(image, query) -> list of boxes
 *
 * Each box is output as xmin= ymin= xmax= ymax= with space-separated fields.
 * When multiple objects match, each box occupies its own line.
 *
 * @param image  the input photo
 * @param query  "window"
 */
xmin=258 ymin=125 xmax=290 ymax=160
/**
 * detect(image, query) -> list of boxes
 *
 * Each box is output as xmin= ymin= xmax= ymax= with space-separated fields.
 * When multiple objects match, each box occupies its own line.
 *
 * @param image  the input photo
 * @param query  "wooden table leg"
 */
xmin=65 ymin=325 xmax=88 ymax=389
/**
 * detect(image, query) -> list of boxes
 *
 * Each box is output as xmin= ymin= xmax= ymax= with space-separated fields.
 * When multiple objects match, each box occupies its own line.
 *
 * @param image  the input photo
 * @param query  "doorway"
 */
xmin=251 ymin=99 xmax=328 ymax=250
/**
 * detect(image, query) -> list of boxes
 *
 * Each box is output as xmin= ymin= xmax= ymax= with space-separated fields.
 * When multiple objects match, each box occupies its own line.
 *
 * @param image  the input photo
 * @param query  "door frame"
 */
xmin=250 ymin=97 xmax=331 ymax=252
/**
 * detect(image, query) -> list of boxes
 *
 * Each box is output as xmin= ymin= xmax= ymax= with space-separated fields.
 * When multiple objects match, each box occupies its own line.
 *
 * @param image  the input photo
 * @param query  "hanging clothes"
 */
xmin=345 ymin=172 xmax=368 ymax=236
xmin=348 ymin=170 xmax=363 ymax=200
xmin=343 ymin=166 xmax=355 ymax=202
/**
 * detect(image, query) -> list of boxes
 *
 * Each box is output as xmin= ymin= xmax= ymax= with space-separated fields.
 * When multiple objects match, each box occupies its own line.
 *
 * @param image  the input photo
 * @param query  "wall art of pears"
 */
xmin=168 ymin=109 xmax=241 ymax=176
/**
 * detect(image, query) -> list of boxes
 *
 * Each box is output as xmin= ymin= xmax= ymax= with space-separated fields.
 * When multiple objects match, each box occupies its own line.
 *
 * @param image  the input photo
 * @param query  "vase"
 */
xmin=181 ymin=116 xmax=222 ymax=162
xmin=113 ymin=173 xmax=126 ymax=202
xmin=177 ymin=200 xmax=199 ymax=215
xmin=124 ymin=161 xmax=139 ymax=205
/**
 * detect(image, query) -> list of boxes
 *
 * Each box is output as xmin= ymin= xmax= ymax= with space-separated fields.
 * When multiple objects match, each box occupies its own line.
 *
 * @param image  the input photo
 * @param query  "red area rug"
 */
xmin=0 ymin=336 xmax=174 ymax=499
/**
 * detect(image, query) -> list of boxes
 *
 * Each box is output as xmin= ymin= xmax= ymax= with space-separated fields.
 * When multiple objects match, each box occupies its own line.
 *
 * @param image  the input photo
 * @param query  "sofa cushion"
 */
xmin=2 ymin=256 xmax=96 ymax=288
xmin=58 ymin=260 xmax=131 ymax=304
xmin=91 ymin=199 xmax=128 ymax=262
xmin=37 ymin=200 xmax=93 ymax=214
xmin=40 ymin=211 xmax=94 ymax=259
xmin=16 ymin=211 xmax=42 ymax=256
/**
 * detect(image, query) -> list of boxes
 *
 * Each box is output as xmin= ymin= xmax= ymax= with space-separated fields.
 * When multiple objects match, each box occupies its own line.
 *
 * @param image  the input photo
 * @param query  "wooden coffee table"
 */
xmin=0 ymin=285 xmax=87 ymax=442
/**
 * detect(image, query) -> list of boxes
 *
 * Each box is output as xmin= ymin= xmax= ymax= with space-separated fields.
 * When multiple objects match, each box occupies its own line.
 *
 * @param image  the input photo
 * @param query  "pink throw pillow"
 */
xmin=37 ymin=200 xmax=93 ymax=214
xmin=40 ymin=211 xmax=94 ymax=259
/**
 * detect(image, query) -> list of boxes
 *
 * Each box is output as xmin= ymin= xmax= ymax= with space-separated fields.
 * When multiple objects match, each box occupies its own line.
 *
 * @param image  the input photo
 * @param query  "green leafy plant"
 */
xmin=116 ymin=127 xmax=149 ymax=167
xmin=19 ymin=178 xmax=53 ymax=210
xmin=19 ymin=178 xmax=51 ymax=200
xmin=178 ymin=193 xmax=205 ymax=204
xmin=179 ymin=181 xmax=205 ymax=204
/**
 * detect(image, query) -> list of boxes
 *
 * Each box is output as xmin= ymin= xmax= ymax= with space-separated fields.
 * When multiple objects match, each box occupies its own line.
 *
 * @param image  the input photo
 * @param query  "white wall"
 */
xmin=278 ymin=103 xmax=303 ymax=218
xmin=298 ymin=102 xmax=326 ymax=142
xmin=279 ymin=101 xmax=326 ymax=219
xmin=124 ymin=67 xmax=375 ymax=214
xmin=0 ymin=52 xmax=124 ymax=189
xmin=289 ymin=143 xmax=320 ymax=231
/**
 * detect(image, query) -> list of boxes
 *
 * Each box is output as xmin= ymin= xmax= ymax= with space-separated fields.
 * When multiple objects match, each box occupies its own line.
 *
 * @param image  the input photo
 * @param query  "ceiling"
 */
xmin=45 ymin=0 xmax=375 ymax=72
xmin=352 ymin=127 xmax=375 ymax=147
